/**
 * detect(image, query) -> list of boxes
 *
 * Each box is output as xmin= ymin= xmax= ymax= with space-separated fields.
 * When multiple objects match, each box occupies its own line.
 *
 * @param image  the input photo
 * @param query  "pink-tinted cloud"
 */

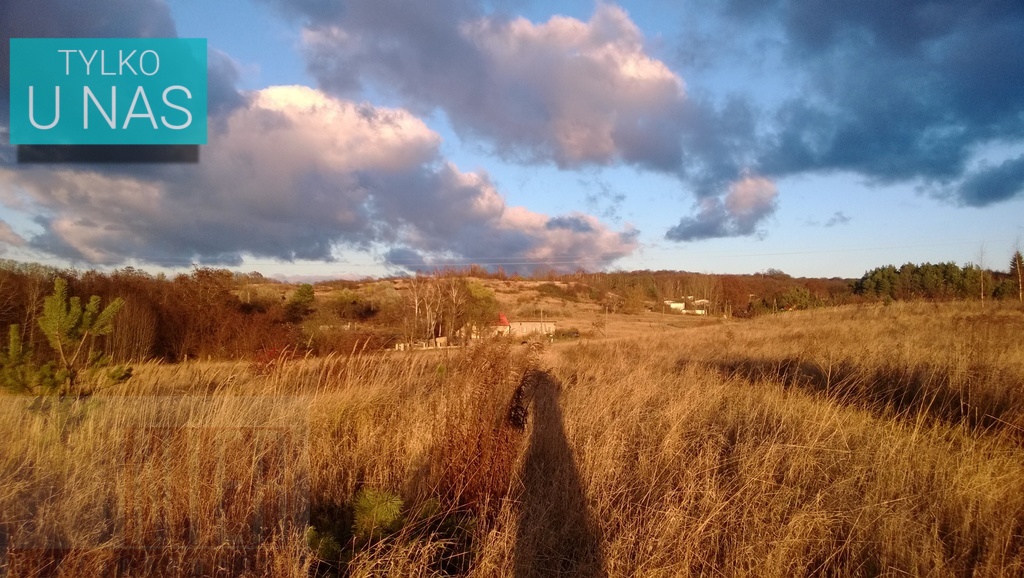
xmin=0 ymin=218 xmax=25 ymax=249
xmin=297 ymin=3 xmax=688 ymax=172
xmin=666 ymin=175 xmax=779 ymax=240
xmin=724 ymin=175 xmax=779 ymax=232
xmin=0 ymin=86 xmax=636 ymax=270
xmin=458 ymin=5 xmax=685 ymax=166
xmin=269 ymin=0 xmax=774 ymax=240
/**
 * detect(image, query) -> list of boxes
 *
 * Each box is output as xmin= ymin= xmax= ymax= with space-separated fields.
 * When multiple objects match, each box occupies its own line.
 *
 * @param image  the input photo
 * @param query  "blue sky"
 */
xmin=2 ymin=0 xmax=1023 ymax=280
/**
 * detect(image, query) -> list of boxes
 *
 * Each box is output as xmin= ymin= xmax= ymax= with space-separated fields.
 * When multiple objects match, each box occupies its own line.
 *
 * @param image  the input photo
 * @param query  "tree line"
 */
xmin=1 ymin=262 xmax=293 ymax=365
xmin=0 ymin=261 xmax=503 ymax=367
xmin=852 ymin=252 xmax=1024 ymax=302
xmin=2 ymin=250 xmax=1020 ymax=374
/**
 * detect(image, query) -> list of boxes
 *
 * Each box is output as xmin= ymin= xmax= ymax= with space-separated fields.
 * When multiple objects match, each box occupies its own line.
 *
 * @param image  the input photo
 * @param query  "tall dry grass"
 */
xmin=0 ymin=341 xmax=536 ymax=577
xmin=679 ymin=301 xmax=1024 ymax=436
xmin=545 ymin=302 xmax=1024 ymax=576
xmin=2 ymin=302 xmax=1023 ymax=576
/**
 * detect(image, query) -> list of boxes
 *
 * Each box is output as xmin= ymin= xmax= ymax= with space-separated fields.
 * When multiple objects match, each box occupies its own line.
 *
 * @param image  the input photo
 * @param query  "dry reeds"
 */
xmin=2 ymin=303 xmax=1023 ymax=576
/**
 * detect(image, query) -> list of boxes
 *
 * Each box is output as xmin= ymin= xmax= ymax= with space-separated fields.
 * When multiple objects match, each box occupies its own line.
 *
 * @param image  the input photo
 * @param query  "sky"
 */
xmin=1 ymin=0 xmax=1023 ymax=280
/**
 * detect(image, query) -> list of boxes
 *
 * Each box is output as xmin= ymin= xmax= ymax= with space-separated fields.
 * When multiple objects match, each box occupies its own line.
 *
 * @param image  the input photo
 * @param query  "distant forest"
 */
xmin=1 ymin=252 xmax=1021 ymax=364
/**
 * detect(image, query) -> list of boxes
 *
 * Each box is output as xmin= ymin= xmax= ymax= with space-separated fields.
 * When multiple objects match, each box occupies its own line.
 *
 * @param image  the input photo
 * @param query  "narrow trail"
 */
xmin=513 ymin=368 xmax=605 ymax=578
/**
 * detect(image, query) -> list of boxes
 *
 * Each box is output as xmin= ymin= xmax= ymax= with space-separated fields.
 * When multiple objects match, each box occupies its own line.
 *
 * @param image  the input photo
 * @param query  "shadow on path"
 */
xmin=514 ymin=370 xmax=605 ymax=577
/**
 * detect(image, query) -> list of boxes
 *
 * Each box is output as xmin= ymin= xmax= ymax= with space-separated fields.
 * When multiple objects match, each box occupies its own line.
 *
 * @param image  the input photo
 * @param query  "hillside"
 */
xmin=2 ymin=301 xmax=1023 ymax=576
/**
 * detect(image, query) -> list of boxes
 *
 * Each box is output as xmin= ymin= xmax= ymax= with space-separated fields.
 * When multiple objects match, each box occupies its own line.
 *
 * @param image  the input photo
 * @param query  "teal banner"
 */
xmin=9 ymin=38 xmax=207 ymax=145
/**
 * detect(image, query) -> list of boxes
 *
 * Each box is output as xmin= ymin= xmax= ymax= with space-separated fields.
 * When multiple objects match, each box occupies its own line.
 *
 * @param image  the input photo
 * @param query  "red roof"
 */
xmin=497 ymin=313 xmax=510 ymax=326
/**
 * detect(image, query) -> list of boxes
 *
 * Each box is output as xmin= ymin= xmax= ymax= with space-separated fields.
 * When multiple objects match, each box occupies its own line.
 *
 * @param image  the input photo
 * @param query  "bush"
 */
xmin=285 ymin=283 xmax=315 ymax=322
xmin=353 ymin=487 xmax=404 ymax=542
xmin=332 ymin=289 xmax=379 ymax=321
xmin=535 ymin=282 xmax=579 ymax=302
xmin=553 ymin=327 xmax=581 ymax=340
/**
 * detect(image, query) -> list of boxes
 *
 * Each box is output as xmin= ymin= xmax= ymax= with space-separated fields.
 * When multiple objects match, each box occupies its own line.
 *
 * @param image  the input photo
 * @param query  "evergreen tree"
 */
xmin=37 ymin=278 xmax=124 ymax=395
xmin=0 ymin=325 xmax=32 ymax=393
xmin=285 ymin=283 xmax=316 ymax=322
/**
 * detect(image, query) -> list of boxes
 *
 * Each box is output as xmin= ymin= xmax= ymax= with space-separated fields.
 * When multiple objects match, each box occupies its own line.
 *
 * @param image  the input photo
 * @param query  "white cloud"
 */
xmin=460 ymin=4 xmax=685 ymax=165
xmin=300 ymin=3 xmax=687 ymax=170
xmin=285 ymin=1 xmax=779 ymax=241
xmin=0 ymin=86 xmax=637 ymax=270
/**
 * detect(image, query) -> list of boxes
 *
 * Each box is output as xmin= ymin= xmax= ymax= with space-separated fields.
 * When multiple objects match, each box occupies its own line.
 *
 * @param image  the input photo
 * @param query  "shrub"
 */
xmin=305 ymin=525 xmax=341 ymax=562
xmin=353 ymin=487 xmax=404 ymax=542
xmin=285 ymin=283 xmax=315 ymax=322
xmin=36 ymin=278 xmax=127 ymax=395
xmin=553 ymin=327 xmax=581 ymax=340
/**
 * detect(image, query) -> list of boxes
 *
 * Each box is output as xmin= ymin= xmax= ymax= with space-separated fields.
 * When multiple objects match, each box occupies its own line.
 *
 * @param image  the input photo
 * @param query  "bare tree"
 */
xmin=441 ymin=273 xmax=468 ymax=342
xmin=111 ymin=296 xmax=157 ymax=362
xmin=404 ymin=275 xmax=426 ymax=345
xmin=422 ymin=277 xmax=444 ymax=344
xmin=0 ymin=271 xmax=14 ymax=325
xmin=1011 ymin=247 xmax=1023 ymax=303
xmin=20 ymin=265 xmax=54 ymax=354
xmin=682 ymin=274 xmax=723 ymax=314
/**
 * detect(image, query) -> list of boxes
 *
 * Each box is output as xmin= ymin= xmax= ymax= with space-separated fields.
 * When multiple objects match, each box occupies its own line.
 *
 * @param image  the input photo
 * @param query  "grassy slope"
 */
xmin=2 ymin=302 xmax=1023 ymax=576
xmin=546 ymin=304 xmax=1024 ymax=576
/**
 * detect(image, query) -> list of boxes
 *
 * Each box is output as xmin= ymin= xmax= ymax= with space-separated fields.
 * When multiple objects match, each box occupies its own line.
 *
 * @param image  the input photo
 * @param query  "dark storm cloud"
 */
xmin=0 ymin=0 xmax=176 ymax=128
xmin=294 ymin=2 xmax=693 ymax=170
xmin=666 ymin=175 xmax=778 ymax=241
xmin=256 ymin=0 xmax=784 ymax=238
xmin=207 ymin=49 xmax=248 ymax=124
xmin=0 ymin=0 xmax=248 ymax=162
xmin=958 ymin=156 xmax=1024 ymax=207
xmin=677 ymin=96 xmax=760 ymax=198
xmin=735 ymin=0 xmax=1024 ymax=203
xmin=665 ymin=207 xmax=731 ymax=241
xmin=299 ymin=0 xmax=485 ymax=102
xmin=264 ymin=0 xmax=1024 ymax=239
xmin=382 ymin=247 xmax=428 ymax=270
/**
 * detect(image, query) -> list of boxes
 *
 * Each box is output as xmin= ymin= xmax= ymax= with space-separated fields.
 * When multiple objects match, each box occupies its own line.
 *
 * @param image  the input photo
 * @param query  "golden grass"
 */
xmin=2 ymin=302 xmax=1023 ymax=576
xmin=551 ymin=340 xmax=1024 ymax=575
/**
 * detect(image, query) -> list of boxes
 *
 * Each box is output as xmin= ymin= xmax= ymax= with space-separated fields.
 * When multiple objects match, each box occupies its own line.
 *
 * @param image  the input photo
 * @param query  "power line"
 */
xmin=3 ymin=237 xmax=1016 ymax=272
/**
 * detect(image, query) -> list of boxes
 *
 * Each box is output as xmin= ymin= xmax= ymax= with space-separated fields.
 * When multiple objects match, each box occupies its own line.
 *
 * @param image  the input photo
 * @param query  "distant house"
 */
xmin=663 ymin=300 xmax=687 ymax=311
xmin=664 ymin=298 xmax=710 ymax=315
xmin=508 ymin=320 xmax=556 ymax=336
xmin=492 ymin=312 xmax=511 ymax=337
xmin=488 ymin=313 xmax=555 ymax=338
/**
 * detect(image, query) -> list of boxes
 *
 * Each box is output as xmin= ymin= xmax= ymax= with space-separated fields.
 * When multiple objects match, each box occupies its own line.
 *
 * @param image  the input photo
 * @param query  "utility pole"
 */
xmin=1017 ymin=252 xmax=1023 ymax=303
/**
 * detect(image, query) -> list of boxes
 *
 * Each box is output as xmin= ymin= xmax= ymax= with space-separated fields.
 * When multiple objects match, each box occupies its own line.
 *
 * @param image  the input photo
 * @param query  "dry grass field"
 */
xmin=2 ymin=302 xmax=1023 ymax=576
